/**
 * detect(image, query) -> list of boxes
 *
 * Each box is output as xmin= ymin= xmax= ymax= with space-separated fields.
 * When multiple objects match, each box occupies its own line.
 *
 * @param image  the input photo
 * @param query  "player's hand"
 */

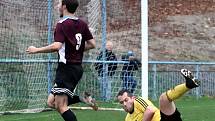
xmin=26 ymin=46 xmax=38 ymax=54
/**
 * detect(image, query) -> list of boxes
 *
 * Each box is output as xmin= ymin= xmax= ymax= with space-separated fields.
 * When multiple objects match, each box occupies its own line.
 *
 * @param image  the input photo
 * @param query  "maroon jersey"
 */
xmin=54 ymin=16 xmax=93 ymax=64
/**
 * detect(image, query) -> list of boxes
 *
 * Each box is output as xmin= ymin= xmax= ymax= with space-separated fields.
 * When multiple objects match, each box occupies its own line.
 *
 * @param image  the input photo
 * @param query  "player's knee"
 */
xmin=54 ymin=103 xmax=61 ymax=112
xmin=159 ymin=92 xmax=168 ymax=103
xmin=56 ymin=105 xmax=68 ymax=113
xmin=54 ymin=101 xmax=68 ymax=113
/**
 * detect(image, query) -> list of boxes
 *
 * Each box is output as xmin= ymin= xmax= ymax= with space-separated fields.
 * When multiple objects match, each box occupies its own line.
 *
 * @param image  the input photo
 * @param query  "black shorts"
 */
xmin=51 ymin=62 xmax=83 ymax=98
xmin=160 ymin=108 xmax=182 ymax=121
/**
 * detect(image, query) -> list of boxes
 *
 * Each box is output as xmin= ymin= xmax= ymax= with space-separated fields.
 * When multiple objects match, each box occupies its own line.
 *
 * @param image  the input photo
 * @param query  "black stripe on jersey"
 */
xmin=135 ymin=98 xmax=149 ymax=109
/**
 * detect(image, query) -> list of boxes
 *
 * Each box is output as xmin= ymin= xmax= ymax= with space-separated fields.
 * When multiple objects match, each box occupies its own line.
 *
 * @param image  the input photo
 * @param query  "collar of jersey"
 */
xmin=62 ymin=16 xmax=78 ymax=20
xmin=59 ymin=16 xmax=78 ymax=23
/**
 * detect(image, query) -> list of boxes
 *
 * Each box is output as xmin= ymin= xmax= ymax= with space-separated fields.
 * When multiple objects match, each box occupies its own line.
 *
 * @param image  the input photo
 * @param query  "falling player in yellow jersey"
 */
xmin=117 ymin=69 xmax=200 ymax=121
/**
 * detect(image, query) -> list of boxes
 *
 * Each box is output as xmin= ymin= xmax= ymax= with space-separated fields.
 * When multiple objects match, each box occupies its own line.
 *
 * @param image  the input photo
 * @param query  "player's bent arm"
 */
xmin=142 ymin=106 xmax=156 ymax=121
xmin=26 ymin=42 xmax=62 ymax=54
xmin=85 ymin=39 xmax=96 ymax=51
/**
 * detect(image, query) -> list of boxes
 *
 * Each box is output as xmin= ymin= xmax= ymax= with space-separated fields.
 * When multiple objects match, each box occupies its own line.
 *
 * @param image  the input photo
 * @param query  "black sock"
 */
xmin=68 ymin=95 xmax=81 ymax=106
xmin=61 ymin=109 xmax=77 ymax=121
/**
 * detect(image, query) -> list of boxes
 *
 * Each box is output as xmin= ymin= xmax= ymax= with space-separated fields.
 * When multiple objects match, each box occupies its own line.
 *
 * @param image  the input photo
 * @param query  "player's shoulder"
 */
xmin=135 ymin=97 xmax=153 ymax=108
xmin=135 ymin=96 xmax=148 ymax=102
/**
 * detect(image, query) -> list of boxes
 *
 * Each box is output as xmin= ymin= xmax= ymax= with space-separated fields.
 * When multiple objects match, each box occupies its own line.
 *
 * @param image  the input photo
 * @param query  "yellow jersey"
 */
xmin=125 ymin=97 xmax=160 ymax=121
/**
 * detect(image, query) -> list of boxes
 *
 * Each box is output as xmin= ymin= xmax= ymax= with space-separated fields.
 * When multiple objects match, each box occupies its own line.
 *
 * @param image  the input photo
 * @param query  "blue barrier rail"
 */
xmin=1 ymin=59 xmax=214 ymax=99
xmin=1 ymin=59 xmax=215 ymax=65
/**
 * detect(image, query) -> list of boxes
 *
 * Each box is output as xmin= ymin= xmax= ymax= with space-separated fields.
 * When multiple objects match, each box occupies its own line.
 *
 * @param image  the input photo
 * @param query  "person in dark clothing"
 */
xmin=94 ymin=41 xmax=117 ymax=100
xmin=95 ymin=50 xmax=117 ymax=76
xmin=121 ymin=51 xmax=141 ymax=93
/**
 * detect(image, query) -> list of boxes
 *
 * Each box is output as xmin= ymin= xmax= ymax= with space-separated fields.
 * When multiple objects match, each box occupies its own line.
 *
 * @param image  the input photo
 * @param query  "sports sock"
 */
xmin=61 ymin=109 xmax=77 ymax=121
xmin=166 ymin=83 xmax=189 ymax=101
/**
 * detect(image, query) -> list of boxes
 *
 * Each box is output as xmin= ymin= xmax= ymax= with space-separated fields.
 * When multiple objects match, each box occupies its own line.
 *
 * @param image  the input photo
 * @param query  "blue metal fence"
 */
xmin=1 ymin=59 xmax=215 ymax=100
xmin=149 ymin=61 xmax=215 ymax=100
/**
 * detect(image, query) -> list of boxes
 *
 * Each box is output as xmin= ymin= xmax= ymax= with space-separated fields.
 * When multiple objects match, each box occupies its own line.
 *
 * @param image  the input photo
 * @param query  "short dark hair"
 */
xmin=62 ymin=0 xmax=79 ymax=13
xmin=117 ymin=89 xmax=133 ymax=97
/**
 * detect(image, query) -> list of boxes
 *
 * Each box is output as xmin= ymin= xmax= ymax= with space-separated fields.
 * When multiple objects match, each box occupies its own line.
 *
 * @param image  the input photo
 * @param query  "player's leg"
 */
xmin=48 ymin=89 xmax=80 ymax=109
xmin=55 ymin=94 xmax=77 ymax=121
xmin=159 ymin=69 xmax=200 ymax=120
xmin=55 ymin=94 xmax=68 ymax=113
xmin=165 ymin=69 xmax=200 ymax=102
xmin=81 ymin=92 xmax=98 ymax=110
xmin=159 ymin=93 xmax=178 ymax=119
xmin=66 ymin=87 xmax=82 ymax=105
xmin=67 ymin=95 xmax=81 ymax=105
xmin=48 ymin=93 xmax=80 ymax=110
xmin=50 ymin=92 xmax=77 ymax=121
xmin=48 ymin=93 xmax=79 ymax=109
xmin=53 ymin=63 xmax=82 ymax=121
xmin=47 ymin=93 xmax=55 ymax=108
xmin=67 ymin=92 xmax=98 ymax=111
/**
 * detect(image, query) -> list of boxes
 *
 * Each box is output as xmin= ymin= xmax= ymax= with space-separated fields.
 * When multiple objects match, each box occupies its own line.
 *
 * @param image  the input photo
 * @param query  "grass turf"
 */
xmin=0 ymin=97 xmax=214 ymax=121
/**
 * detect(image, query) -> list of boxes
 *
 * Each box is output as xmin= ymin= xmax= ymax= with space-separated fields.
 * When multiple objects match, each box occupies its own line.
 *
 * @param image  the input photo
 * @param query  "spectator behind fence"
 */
xmin=121 ymin=51 xmax=141 ymax=93
xmin=94 ymin=41 xmax=117 ymax=100
xmin=94 ymin=41 xmax=117 ymax=76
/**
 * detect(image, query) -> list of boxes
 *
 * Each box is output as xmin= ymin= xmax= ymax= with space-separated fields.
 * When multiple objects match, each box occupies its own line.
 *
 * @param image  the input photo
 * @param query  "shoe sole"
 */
xmin=181 ymin=69 xmax=194 ymax=79
xmin=181 ymin=69 xmax=200 ymax=87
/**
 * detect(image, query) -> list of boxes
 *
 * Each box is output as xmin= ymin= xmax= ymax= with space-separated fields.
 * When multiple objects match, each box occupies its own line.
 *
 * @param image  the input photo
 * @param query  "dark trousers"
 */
xmin=122 ymin=74 xmax=137 ymax=93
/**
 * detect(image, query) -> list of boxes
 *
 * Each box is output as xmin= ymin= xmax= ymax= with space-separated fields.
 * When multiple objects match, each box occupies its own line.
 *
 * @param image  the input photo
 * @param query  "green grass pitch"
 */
xmin=1 ymin=97 xmax=214 ymax=121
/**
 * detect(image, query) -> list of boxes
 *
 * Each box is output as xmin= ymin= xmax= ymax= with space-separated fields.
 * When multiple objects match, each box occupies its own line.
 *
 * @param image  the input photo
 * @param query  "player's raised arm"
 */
xmin=85 ymin=38 xmax=96 ymax=51
xmin=26 ymin=42 xmax=63 ymax=54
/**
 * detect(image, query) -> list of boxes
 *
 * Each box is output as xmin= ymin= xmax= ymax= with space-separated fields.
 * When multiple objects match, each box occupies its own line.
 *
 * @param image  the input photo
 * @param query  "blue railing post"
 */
xmin=101 ymin=0 xmax=107 ymax=101
xmin=47 ymin=0 xmax=53 ymax=94
xmin=152 ymin=64 xmax=157 ymax=100
xmin=195 ymin=64 xmax=200 ymax=99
